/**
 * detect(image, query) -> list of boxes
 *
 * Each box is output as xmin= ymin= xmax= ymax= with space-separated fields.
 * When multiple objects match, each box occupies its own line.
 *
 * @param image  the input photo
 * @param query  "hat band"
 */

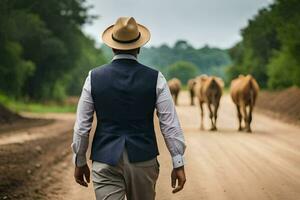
xmin=112 ymin=32 xmax=141 ymax=43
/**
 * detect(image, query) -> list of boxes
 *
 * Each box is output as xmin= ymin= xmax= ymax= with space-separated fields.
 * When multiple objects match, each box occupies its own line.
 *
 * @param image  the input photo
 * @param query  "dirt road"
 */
xmin=1 ymin=92 xmax=300 ymax=200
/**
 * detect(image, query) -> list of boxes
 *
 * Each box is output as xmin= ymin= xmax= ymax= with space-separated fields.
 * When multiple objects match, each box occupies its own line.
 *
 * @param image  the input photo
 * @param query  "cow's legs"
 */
xmin=172 ymin=93 xmax=177 ymax=106
xmin=213 ymin=102 xmax=219 ymax=130
xmin=171 ymin=94 xmax=175 ymax=104
xmin=241 ymin=102 xmax=250 ymax=133
xmin=190 ymin=91 xmax=194 ymax=106
xmin=207 ymin=103 xmax=216 ymax=131
xmin=247 ymin=105 xmax=253 ymax=133
xmin=199 ymin=101 xmax=204 ymax=130
xmin=236 ymin=104 xmax=242 ymax=131
xmin=174 ymin=92 xmax=178 ymax=105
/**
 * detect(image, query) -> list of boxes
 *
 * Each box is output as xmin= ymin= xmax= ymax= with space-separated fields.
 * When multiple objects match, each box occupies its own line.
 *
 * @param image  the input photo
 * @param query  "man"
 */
xmin=71 ymin=17 xmax=186 ymax=200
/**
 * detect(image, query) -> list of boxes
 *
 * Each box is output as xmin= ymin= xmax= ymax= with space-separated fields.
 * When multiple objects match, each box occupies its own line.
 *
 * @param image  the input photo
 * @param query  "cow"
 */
xmin=168 ymin=78 xmax=181 ymax=106
xmin=187 ymin=78 xmax=197 ymax=106
xmin=230 ymin=74 xmax=260 ymax=133
xmin=195 ymin=75 xmax=224 ymax=131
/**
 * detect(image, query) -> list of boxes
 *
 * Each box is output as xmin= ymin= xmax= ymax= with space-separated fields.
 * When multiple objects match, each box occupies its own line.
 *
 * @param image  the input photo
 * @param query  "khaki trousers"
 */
xmin=92 ymin=151 xmax=160 ymax=200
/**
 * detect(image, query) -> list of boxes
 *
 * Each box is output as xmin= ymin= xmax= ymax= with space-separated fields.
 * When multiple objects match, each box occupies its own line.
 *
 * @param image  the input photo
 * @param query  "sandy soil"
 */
xmin=256 ymin=86 xmax=300 ymax=125
xmin=1 ymin=92 xmax=300 ymax=200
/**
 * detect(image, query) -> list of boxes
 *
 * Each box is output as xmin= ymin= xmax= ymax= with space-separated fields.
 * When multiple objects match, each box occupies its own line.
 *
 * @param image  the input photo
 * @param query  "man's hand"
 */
xmin=74 ymin=164 xmax=90 ymax=187
xmin=171 ymin=166 xmax=186 ymax=193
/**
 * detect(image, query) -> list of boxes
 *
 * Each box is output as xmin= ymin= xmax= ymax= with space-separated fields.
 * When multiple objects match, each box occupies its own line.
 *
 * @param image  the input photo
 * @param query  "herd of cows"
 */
xmin=168 ymin=75 xmax=260 ymax=133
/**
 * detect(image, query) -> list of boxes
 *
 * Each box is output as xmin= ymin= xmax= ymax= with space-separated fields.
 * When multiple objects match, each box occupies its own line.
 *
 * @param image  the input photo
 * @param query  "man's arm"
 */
xmin=71 ymin=71 xmax=94 ymax=187
xmin=155 ymin=72 xmax=186 ymax=193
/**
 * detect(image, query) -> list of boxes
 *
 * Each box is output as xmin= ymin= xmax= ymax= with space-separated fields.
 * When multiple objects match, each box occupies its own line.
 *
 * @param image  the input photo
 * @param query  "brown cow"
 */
xmin=187 ymin=79 xmax=197 ymax=106
xmin=195 ymin=75 xmax=224 ymax=131
xmin=230 ymin=74 xmax=259 ymax=133
xmin=168 ymin=78 xmax=181 ymax=105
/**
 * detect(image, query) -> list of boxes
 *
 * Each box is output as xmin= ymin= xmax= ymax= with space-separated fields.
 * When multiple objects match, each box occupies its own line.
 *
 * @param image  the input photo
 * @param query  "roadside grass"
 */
xmin=0 ymin=94 xmax=77 ymax=113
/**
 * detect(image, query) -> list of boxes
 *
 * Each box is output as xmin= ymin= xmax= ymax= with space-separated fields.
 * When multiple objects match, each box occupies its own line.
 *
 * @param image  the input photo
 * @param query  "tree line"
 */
xmin=102 ymin=41 xmax=231 ymax=84
xmin=0 ymin=0 xmax=106 ymax=101
xmin=1 ymin=0 xmax=298 ymax=104
xmin=226 ymin=0 xmax=300 ymax=89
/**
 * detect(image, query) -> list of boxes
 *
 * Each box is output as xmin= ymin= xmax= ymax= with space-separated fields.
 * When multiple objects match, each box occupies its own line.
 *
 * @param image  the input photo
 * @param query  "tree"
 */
xmin=166 ymin=61 xmax=199 ymax=85
xmin=267 ymin=48 xmax=300 ymax=89
xmin=265 ymin=0 xmax=300 ymax=89
xmin=0 ymin=0 xmax=106 ymax=100
xmin=227 ymin=0 xmax=300 ymax=89
xmin=66 ymin=36 xmax=107 ymax=96
xmin=227 ymin=7 xmax=280 ymax=87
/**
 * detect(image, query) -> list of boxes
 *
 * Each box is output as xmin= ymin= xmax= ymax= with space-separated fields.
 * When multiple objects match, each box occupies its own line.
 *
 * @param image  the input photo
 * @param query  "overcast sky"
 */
xmin=83 ymin=0 xmax=273 ymax=49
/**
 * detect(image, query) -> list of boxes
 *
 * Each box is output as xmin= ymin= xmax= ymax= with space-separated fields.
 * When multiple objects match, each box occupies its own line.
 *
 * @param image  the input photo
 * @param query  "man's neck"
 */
xmin=114 ymin=53 xmax=137 ymax=58
xmin=112 ymin=54 xmax=138 ymax=61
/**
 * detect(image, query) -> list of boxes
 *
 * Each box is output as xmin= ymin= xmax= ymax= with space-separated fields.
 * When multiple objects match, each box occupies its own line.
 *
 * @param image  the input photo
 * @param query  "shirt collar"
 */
xmin=112 ymin=54 xmax=137 ymax=61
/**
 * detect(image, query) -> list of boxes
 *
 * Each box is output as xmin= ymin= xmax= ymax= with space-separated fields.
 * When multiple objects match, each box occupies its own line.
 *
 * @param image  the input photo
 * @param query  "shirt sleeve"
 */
xmin=156 ymin=72 xmax=186 ymax=168
xmin=71 ymin=71 xmax=94 ymax=167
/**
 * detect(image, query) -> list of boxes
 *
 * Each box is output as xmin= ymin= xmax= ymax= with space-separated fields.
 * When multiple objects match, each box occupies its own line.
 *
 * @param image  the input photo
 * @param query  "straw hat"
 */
xmin=102 ymin=17 xmax=150 ymax=50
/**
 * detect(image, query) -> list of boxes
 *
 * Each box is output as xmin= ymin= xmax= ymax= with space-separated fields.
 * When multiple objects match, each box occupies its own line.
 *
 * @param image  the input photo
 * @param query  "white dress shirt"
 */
xmin=71 ymin=54 xmax=186 ymax=168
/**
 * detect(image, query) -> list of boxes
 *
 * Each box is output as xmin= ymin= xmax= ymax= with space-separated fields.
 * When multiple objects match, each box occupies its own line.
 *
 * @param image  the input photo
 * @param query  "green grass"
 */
xmin=0 ymin=94 xmax=76 ymax=113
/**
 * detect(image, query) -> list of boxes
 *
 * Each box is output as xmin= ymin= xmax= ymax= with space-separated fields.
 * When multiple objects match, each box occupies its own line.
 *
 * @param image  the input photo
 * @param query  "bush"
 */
xmin=166 ymin=61 xmax=199 ymax=84
xmin=267 ymin=48 xmax=300 ymax=89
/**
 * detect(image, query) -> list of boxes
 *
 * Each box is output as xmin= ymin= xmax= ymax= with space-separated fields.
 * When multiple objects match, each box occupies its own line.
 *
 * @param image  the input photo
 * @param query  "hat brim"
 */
xmin=102 ymin=23 xmax=150 ymax=50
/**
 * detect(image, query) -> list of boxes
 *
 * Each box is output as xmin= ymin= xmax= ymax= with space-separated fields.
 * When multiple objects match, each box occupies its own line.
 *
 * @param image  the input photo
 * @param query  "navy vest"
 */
xmin=90 ymin=58 xmax=159 ymax=165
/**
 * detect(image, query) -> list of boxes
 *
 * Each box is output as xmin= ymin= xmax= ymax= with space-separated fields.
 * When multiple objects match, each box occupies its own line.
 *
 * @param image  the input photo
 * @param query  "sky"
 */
xmin=83 ymin=0 xmax=273 ymax=49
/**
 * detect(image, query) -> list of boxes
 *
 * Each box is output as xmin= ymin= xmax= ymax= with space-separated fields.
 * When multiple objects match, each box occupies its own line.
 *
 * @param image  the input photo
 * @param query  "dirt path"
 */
xmin=0 ymin=113 xmax=76 ymax=199
xmin=1 ymin=92 xmax=300 ymax=200
xmin=155 ymin=92 xmax=300 ymax=200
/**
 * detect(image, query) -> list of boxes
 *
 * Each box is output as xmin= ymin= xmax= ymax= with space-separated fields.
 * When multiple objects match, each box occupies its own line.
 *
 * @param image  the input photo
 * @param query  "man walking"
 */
xmin=72 ymin=17 xmax=186 ymax=200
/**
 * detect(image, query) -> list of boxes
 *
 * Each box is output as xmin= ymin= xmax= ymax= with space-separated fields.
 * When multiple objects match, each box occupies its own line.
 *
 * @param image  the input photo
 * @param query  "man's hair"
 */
xmin=112 ymin=48 xmax=140 ymax=56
